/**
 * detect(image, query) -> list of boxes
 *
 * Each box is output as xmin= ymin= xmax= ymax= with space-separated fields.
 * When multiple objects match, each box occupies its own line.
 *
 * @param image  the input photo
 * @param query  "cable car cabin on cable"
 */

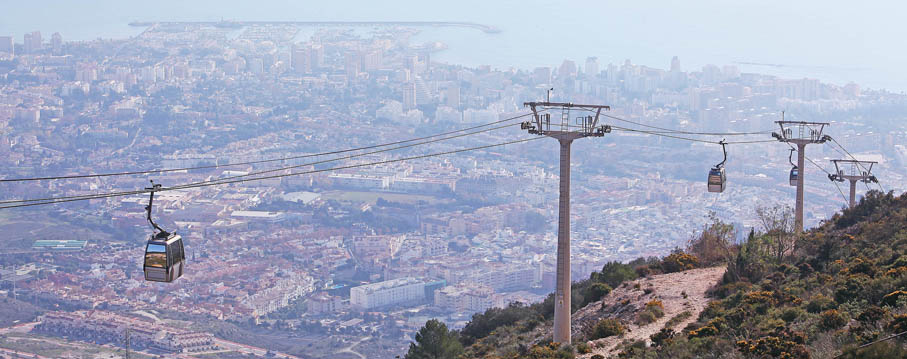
xmin=789 ymin=167 xmax=799 ymax=186
xmin=788 ymin=149 xmax=799 ymax=186
xmin=708 ymin=167 xmax=726 ymax=193
xmin=141 ymin=181 xmax=185 ymax=283
xmin=707 ymin=140 xmax=728 ymax=193
xmin=144 ymin=233 xmax=185 ymax=282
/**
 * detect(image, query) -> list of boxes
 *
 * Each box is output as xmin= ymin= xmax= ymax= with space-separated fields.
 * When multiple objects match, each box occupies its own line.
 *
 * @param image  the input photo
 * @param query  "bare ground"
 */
xmin=575 ymin=266 xmax=726 ymax=358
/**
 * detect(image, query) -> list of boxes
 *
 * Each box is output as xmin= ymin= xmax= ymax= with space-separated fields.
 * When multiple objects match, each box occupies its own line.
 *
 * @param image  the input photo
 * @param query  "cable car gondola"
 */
xmin=707 ymin=140 xmax=727 ymax=193
xmin=788 ymin=149 xmax=799 ymax=186
xmin=143 ymin=182 xmax=185 ymax=283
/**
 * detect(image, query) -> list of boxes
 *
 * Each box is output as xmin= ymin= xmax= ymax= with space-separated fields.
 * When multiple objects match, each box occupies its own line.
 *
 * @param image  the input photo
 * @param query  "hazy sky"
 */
xmin=2 ymin=1 xmax=904 ymax=90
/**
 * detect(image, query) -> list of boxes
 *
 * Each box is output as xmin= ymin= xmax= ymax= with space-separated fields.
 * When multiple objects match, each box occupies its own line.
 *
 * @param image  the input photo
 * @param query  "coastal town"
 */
xmin=0 ymin=20 xmax=905 ymax=357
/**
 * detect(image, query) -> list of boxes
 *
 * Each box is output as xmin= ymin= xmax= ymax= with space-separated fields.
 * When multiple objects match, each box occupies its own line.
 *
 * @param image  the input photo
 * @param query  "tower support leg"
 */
xmin=795 ymin=143 xmax=806 ymax=233
xmin=553 ymin=138 xmax=573 ymax=344
xmin=849 ymin=179 xmax=857 ymax=208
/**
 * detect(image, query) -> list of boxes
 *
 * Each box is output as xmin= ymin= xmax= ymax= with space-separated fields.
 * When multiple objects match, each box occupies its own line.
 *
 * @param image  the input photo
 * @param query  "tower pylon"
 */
xmin=522 ymin=99 xmax=610 ymax=344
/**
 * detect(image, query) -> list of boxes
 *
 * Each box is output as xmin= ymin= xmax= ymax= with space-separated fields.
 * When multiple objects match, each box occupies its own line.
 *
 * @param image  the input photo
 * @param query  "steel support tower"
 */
xmin=522 ymin=101 xmax=610 ymax=343
xmin=828 ymin=159 xmax=878 ymax=207
xmin=772 ymin=120 xmax=830 ymax=233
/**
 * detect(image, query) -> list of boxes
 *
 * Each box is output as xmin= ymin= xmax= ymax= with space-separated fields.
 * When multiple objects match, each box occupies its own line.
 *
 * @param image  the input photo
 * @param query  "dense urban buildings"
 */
xmin=0 ymin=20 xmax=905 ymax=358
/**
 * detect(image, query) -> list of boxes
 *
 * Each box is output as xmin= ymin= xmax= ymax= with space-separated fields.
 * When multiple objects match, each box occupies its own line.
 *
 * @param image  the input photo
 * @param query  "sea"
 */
xmin=1 ymin=0 xmax=905 ymax=92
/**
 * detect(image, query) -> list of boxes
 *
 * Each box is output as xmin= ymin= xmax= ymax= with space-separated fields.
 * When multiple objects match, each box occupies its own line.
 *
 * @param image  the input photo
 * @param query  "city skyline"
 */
xmin=0 ymin=10 xmax=904 ymax=359
xmin=3 ymin=1 xmax=907 ymax=91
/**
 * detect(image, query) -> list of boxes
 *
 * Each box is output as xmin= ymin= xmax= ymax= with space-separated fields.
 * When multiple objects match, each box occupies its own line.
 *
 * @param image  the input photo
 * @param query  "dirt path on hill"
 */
xmin=577 ymin=266 xmax=726 ymax=358
xmin=335 ymin=336 xmax=371 ymax=359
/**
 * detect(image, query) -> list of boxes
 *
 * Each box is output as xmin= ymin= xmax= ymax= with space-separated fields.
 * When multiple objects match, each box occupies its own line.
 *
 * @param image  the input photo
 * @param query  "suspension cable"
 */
xmin=785 ymin=143 xmax=850 ymax=205
xmin=828 ymin=137 xmax=885 ymax=192
xmin=601 ymin=113 xmax=774 ymax=135
xmin=0 ymin=137 xmax=543 ymax=210
xmin=610 ymin=125 xmax=776 ymax=145
xmin=0 ymin=112 xmax=536 ymax=183
xmin=0 ymin=122 xmax=520 ymax=205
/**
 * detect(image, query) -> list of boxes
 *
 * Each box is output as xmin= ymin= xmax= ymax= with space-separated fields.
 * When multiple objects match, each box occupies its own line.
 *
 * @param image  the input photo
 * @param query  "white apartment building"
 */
xmin=350 ymin=277 xmax=426 ymax=309
xmin=434 ymin=283 xmax=494 ymax=314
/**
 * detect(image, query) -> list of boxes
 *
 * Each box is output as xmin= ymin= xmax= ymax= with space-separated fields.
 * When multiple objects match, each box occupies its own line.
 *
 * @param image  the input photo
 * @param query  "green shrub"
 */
xmin=881 ymin=290 xmax=907 ymax=306
xmin=575 ymin=341 xmax=590 ymax=354
xmin=590 ymin=318 xmax=626 ymax=340
xmin=636 ymin=310 xmax=657 ymax=325
xmin=526 ymin=342 xmax=576 ymax=359
xmin=650 ymin=328 xmax=674 ymax=347
xmin=845 ymin=257 xmax=876 ymax=276
xmin=688 ymin=324 xmax=719 ymax=338
xmin=635 ymin=265 xmax=654 ymax=277
xmin=781 ymin=307 xmax=804 ymax=322
xmin=587 ymin=283 xmax=612 ymax=301
xmin=806 ymin=294 xmax=837 ymax=313
xmin=459 ymin=302 xmax=539 ymax=345
xmin=820 ymin=309 xmax=848 ymax=330
xmin=711 ymin=281 xmax=752 ymax=299
xmin=837 ymin=341 xmax=907 ymax=359
xmin=835 ymin=274 xmax=871 ymax=303
xmin=737 ymin=336 xmax=809 ymax=359
xmin=665 ymin=311 xmax=692 ymax=329
xmin=887 ymin=314 xmax=907 ymax=333
xmin=594 ymin=262 xmax=637 ymax=287
xmin=634 ymin=299 xmax=666 ymax=325
xmin=645 ymin=299 xmax=665 ymax=313
xmin=591 ymin=355 xmax=604 ymax=359
xmin=743 ymin=290 xmax=778 ymax=306
xmin=891 ymin=255 xmax=907 ymax=268
xmin=857 ymin=306 xmax=886 ymax=323
xmin=662 ymin=252 xmax=700 ymax=273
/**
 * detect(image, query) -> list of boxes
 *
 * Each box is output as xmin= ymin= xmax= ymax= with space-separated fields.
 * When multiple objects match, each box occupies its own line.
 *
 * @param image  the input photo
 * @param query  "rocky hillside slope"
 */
xmin=574 ymin=266 xmax=725 ymax=358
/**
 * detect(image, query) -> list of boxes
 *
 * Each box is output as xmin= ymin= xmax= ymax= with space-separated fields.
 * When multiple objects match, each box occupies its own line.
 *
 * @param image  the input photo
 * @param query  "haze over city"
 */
xmin=0 ymin=1 xmax=905 ymax=358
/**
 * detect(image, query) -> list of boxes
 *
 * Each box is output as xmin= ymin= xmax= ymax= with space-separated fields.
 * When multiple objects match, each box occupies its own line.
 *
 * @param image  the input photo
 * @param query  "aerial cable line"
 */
xmin=826 ymin=141 xmax=851 ymax=159
xmin=832 ymin=331 xmax=907 ymax=358
xmin=0 ymin=137 xmax=544 ymax=210
xmin=551 ymin=122 xmax=773 ymax=140
xmin=785 ymin=143 xmax=850 ymax=205
xmin=610 ymin=125 xmax=777 ymax=145
xmin=170 ymin=136 xmax=543 ymax=192
xmin=0 ymin=122 xmax=524 ymax=205
xmin=538 ymin=107 xmax=773 ymax=136
xmin=0 ymin=112 xmax=538 ymax=183
xmin=600 ymin=113 xmax=774 ymax=136
xmin=124 ymin=122 xmax=521 ymax=194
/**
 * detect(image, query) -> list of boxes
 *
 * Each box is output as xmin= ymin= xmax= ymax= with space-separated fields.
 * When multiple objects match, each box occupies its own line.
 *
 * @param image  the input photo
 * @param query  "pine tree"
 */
xmin=405 ymin=319 xmax=464 ymax=359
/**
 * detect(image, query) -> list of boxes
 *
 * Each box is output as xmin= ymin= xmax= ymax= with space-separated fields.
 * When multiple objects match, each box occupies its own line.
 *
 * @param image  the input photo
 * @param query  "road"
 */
xmin=0 ymin=321 xmax=300 ymax=359
xmin=0 ymin=346 xmax=51 ymax=359
xmin=335 ymin=336 xmax=371 ymax=359
xmin=213 ymin=337 xmax=301 ymax=359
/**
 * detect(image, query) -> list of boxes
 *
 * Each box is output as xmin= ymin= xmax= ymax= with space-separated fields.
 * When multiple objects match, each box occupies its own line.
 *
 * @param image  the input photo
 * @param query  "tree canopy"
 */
xmin=405 ymin=319 xmax=464 ymax=359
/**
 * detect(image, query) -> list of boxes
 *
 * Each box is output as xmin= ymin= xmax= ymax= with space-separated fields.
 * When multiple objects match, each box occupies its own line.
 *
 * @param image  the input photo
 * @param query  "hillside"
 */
xmin=404 ymin=191 xmax=907 ymax=359
xmin=575 ymin=266 xmax=725 ymax=357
